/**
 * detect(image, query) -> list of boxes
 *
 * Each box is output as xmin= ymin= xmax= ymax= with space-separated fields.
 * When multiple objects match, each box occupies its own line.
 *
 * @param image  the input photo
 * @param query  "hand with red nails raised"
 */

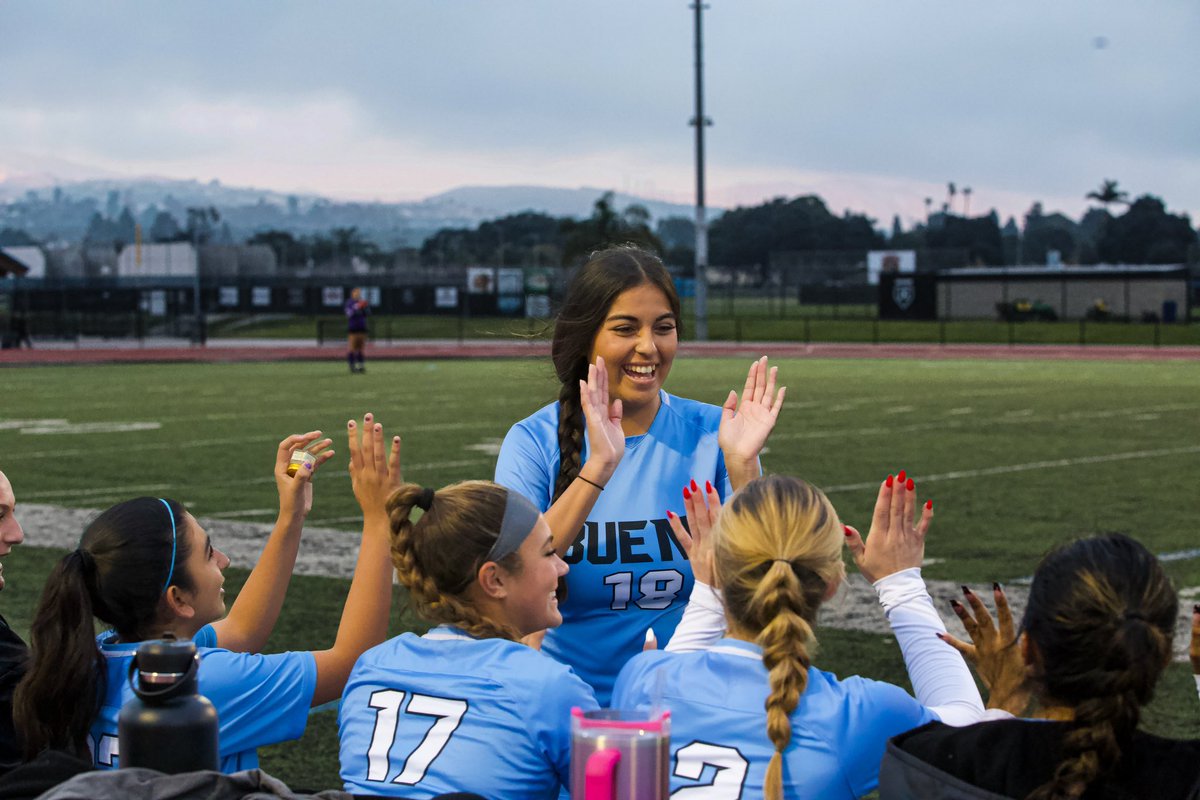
xmin=578 ymin=356 xmax=625 ymax=485
xmin=347 ymin=412 xmax=403 ymax=524
xmin=718 ymin=356 xmax=786 ymax=490
xmin=275 ymin=430 xmax=335 ymax=521
xmin=939 ymin=584 xmax=1031 ymax=715
xmin=667 ymin=478 xmax=722 ymax=585
xmin=843 ymin=471 xmax=933 ymax=584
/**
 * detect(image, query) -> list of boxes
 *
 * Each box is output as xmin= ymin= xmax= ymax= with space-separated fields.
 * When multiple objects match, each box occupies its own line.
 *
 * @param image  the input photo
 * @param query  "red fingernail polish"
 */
xmin=843 ymin=525 xmax=853 ymax=537
xmin=994 ymin=582 xmax=1002 ymax=593
xmin=683 ymin=487 xmax=691 ymax=500
xmin=961 ymin=585 xmax=971 ymax=595
xmin=666 ymin=510 xmax=674 ymax=519
xmin=1194 ymin=604 xmax=1200 ymax=615
xmin=906 ymin=478 xmax=914 ymax=491
xmin=897 ymin=470 xmax=906 ymax=483
xmin=690 ymin=479 xmax=699 ymax=492
xmin=886 ymin=474 xmax=894 ymax=487
xmin=705 ymin=480 xmax=713 ymax=494
xmin=925 ymin=500 xmax=933 ymax=510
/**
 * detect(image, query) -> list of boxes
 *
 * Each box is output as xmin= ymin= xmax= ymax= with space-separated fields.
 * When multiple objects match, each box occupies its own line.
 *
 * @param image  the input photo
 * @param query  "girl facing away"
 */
xmin=612 ymin=472 xmax=988 ymax=799
xmin=338 ymin=480 xmax=597 ymax=799
xmin=882 ymin=533 xmax=1200 ymax=800
xmin=14 ymin=415 xmax=401 ymax=772
xmin=495 ymin=244 xmax=784 ymax=703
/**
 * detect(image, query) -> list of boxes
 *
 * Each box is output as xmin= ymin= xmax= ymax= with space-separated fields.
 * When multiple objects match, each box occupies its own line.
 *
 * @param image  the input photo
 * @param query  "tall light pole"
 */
xmin=690 ymin=1 xmax=711 ymax=341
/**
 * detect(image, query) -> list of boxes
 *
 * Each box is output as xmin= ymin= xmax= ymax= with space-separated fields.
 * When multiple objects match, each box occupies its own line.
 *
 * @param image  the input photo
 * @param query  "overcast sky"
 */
xmin=1 ymin=1 xmax=1197 ymax=227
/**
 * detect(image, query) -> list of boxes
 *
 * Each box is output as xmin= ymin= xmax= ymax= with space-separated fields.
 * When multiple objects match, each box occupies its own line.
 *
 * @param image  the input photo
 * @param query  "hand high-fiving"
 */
xmin=843 ymin=470 xmax=932 ymax=584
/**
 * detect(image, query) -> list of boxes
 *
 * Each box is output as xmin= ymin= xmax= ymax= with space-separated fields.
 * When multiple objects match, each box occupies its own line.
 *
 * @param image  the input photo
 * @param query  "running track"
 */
xmin=1 ymin=338 xmax=1197 ymax=365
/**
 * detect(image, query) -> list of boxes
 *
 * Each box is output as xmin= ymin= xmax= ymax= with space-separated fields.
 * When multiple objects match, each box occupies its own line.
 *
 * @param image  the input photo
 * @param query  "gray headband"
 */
xmin=485 ymin=490 xmax=541 ymax=562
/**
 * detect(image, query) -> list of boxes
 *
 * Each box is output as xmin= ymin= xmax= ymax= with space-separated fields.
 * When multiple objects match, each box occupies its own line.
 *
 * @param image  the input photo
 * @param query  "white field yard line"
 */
xmin=4 ymin=421 xmax=499 ymax=461
xmin=820 ymin=444 xmax=1200 ymax=494
xmin=18 ymin=458 xmax=496 ymax=503
xmin=772 ymin=402 xmax=1198 ymax=442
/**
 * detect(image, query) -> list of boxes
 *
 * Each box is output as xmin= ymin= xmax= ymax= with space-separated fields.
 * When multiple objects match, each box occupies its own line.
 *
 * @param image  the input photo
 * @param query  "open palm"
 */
xmin=718 ymin=356 xmax=786 ymax=465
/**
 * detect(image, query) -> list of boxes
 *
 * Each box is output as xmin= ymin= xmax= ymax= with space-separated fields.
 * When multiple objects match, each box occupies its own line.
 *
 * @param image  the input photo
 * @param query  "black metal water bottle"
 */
xmin=117 ymin=635 xmax=219 ymax=773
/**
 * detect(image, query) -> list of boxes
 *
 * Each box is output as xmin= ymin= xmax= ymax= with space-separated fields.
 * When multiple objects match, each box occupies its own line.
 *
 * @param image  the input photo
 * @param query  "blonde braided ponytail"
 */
xmin=713 ymin=475 xmax=844 ymax=800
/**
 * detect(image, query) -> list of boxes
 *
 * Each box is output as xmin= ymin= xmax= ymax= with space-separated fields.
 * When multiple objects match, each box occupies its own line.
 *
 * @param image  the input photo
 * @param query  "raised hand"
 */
xmin=718 ymin=356 xmax=786 ymax=486
xmin=940 ymin=584 xmax=1032 ymax=715
xmin=667 ymin=478 xmax=722 ymax=585
xmin=843 ymin=470 xmax=932 ymax=584
xmin=347 ymin=412 xmax=403 ymax=519
xmin=578 ymin=356 xmax=625 ymax=481
xmin=275 ymin=431 xmax=335 ymax=520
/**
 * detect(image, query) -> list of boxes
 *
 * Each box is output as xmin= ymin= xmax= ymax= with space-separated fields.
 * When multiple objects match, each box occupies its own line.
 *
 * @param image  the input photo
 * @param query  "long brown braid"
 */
xmin=1023 ymin=534 xmax=1176 ymax=800
xmin=549 ymin=245 xmax=681 ymax=502
xmin=712 ymin=475 xmax=844 ymax=800
xmin=386 ymin=481 xmax=525 ymax=641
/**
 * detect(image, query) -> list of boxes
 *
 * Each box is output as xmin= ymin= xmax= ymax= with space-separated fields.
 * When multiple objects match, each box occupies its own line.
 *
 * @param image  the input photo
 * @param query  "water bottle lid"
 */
xmin=128 ymin=634 xmax=200 ymax=698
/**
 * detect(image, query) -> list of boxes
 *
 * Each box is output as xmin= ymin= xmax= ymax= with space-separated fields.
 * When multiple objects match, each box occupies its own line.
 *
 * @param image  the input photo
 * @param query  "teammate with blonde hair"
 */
xmin=613 ymin=472 xmax=986 ymax=799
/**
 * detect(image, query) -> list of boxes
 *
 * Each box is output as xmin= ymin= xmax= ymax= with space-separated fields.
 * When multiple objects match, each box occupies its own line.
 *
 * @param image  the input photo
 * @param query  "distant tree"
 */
xmin=560 ymin=192 xmax=662 ymax=266
xmin=1022 ymin=203 xmax=1078 ymax=264
xmin=148 ymin=211 xmax=184 ymax=243
xmin=420 ymin=211 xmax=564 ymax=267
xmin=248 ymin=229 xmax=306 ymax=269
xmin=0 ymin=228 xmax=38 ymax=246
xmin=185 ymin=206 xmax=221 ymax=245
xmin=890 ymin=215 xmax=903 ymax=241
xmin=946 ymin=182 xmax=957 ymax=213
xmin=1085 ymin=179 xmax=1130 ymax=212
xmin=708 ymin=195 xmax=883 ymax=269
xmin=1096 ymin=195 xmax=1196 ymax=264
xmin=962 ymin=187 xmax=972 ymax=217
xmin=925 ymin=211 xmax=1004 ymax=265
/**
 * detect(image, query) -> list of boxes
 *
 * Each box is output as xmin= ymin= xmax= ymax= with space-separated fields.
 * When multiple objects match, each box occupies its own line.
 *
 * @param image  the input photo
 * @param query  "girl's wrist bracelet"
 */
xmin=576 ymin=475 xmax=605 ymax=491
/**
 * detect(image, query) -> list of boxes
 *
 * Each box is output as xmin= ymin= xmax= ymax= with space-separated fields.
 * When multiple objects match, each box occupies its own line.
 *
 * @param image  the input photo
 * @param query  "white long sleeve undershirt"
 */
xmin=666 ymin=569 xmax=987 ymax=726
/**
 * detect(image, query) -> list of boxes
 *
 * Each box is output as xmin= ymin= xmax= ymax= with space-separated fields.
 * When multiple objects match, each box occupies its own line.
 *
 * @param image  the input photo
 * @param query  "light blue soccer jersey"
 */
xmin=91 ymin=627 xmax=317 ymax=773
xmin=612 ymin=638 xmax=937 ymax=799
xmin=338 ymin=626 xmax=599 ymax=798
xmin=495 ymin=391 xmax=732 ymax=704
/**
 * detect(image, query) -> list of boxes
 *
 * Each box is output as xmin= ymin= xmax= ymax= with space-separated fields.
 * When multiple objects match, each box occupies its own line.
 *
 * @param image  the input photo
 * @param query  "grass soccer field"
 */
xmin=2 ymin=355 xmax=1199 ymax=788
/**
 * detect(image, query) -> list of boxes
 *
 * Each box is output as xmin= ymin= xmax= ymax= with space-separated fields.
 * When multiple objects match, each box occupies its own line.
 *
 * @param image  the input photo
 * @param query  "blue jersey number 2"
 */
xmin=365 ymin=690 xmax=469 ymax=785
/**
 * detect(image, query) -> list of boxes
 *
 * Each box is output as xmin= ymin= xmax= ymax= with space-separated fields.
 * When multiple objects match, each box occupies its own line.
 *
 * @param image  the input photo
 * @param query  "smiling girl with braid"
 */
xmin=337 ymin=481 xmax=597 ymax=798
xmin=494 ymin=244 xmax=785 ymax=703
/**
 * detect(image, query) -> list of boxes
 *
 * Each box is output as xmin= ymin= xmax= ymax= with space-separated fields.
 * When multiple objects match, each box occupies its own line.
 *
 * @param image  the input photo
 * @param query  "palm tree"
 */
xmin=962 ymin=186 xmax=972 ymax=217
xmin=1086 ymin=179 xmax=1129 ymax=211
xmin=924 ymin=197 xmax=933 ymax=220
xmin=946 ymin=182 xmax=957 ymax=214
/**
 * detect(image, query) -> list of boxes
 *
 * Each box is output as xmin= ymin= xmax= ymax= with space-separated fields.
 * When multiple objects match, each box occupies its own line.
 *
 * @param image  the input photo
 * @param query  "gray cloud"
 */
xmin=1 ymin=0 xmax=1196 ymax=218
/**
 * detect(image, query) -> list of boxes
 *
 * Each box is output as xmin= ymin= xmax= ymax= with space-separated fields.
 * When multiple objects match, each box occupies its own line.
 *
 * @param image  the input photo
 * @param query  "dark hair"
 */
xmin=387 ymin=481 xmax=525 ymax=641
xmin=1023 ymin=534 xmax=1176 ymax=800
xmin=14 ymin=497 xmax=193 ymax=759
xmin=550 ymin=245 xmax=681 ymax=501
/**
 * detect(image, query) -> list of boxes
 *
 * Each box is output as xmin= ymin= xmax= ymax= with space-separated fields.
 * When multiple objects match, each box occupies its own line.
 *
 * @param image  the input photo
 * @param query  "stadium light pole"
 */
xmin=690 ymin=1 xmax=712 ymax=341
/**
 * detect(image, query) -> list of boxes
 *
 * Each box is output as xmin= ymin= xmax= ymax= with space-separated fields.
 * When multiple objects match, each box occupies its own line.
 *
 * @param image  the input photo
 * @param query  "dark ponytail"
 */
xmin=550 ymin=245 xmax=680 ymax=500
xmin=14 ymin=497 xmax=193 ymax=759
xmin=1023 ymin=534 xmax=1176 ymax=800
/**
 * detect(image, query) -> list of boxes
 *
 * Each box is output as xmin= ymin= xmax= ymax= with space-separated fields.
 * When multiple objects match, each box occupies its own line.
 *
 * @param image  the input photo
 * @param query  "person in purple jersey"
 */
xmin=346 ymin=287 xmax=369 ymax=373
xmin=494 ymin=244 xmax=785 ymax=702
xmin=614 ymin=472 xmax=985 ymax=799
xmin=338 ymin=480 xmax=596 ymax=798
xmin=13 ymin=416 xmax=401 ymax=771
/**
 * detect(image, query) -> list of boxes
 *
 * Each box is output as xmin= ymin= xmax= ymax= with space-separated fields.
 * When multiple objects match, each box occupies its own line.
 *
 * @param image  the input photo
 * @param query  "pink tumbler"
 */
xmin=570 ymin=707 xmax=670 ymax=800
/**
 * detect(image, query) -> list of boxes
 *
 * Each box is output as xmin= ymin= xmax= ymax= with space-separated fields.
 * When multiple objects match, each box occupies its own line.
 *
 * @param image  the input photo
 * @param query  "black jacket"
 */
xmin=880 ymin=719 xmax=1200 ymax=800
